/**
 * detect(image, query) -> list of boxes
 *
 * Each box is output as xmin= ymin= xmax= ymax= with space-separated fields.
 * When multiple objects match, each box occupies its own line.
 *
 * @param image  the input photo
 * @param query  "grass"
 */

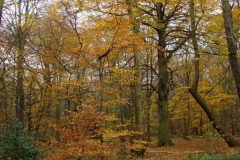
xmin=188 ymin=152 xmax=240 ymax=160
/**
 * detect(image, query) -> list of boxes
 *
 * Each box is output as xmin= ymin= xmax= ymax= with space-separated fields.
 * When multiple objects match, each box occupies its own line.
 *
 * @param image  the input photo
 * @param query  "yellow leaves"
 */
xmin=47 ymin=1 xmax=63 ymax=23
xmin=103 ymin=129 xmax=125 ymax=141
xmin=204 ymin=14 xmax=225 ymax=43
xmin=97 ymin=68 xmax=136 ymax=108
xmin=105 ymin=115 xmax=118 ymax=122
xmin=128 ymin=140 xmax=146 ymax=150
xmin=112 ymin=68 xmax=136 ymax=85
xmin=169 ymin=82 xmax=237 ymax=125
xmin=62 ymin=79 xmax=87 ymax=88
xmin=82 ymin=16 xmax=146 ymax=61
xmin=232 ymin=8 xmax=240 ymax=38
xmin=207 ymin=94 xmax=236 ymax=111
xmin=103 ymin=129 xmax=143 ymax=142
xmin=152 ymin=0 xmax=164 ymax=2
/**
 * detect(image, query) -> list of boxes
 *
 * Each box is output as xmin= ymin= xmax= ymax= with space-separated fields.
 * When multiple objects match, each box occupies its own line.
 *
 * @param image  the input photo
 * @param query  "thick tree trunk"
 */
xmin=157 ymin=53 xmax=172 ymax=146
xmin=189 ymin=0 xmax=239 ymax=147
xmin=155 ymin=2 xmax=172 ymax=146
xmin=157 ymin=100 xmax=172 ymax=146
xmin=221 ymin=0 xmax=240 ymax=100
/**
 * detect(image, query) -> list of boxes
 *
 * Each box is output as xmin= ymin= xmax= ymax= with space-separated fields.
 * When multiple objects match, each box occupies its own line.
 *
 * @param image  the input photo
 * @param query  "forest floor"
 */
xmin=140 ymin=138 xmax=239 ymax=160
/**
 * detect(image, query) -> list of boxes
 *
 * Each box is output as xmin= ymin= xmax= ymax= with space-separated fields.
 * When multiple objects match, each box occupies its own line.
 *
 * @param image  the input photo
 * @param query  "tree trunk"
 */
xmin=126 ymin=0 xmax=142 ymax=131
xmin=221 ymin=0 xmax=240 ymax=101
xmin=99 ymin=66 xmax=104 ymax=111
xmin=146 ymin=51 xmax=153 ymax=141
xmin=0 ymin=63 xmax=8 ymax=121
xmin=16 ymin=46 xmax=24 ymax=123
xmin=0 ymin=63 xmax=7 ymax=110
xmin=231 ymin=106 xmax=235 ymax=135
xmin=133 ymin=51 xmax=142 ymax=131
xmin=155 ymin=2 xmax=172 ymax=146
xmin=157 ymin=53 xmax=172 ymax=146
xmin=0 ymin=0 xmax=4 ymax=24
xmin=15 ymin=0 xmax=25 ymax=123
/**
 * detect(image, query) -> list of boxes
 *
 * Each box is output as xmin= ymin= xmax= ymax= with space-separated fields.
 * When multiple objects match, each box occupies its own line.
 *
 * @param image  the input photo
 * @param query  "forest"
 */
xmin=0 ymin=0 xmax=240 ymax=159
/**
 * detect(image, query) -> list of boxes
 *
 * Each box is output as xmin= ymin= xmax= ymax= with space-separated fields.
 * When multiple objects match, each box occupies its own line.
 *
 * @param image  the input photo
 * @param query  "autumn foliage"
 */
xmin=46 ymin=106 xmax=110 ymax=159
xmin=0 ymin=0 xmax=240 ymax=159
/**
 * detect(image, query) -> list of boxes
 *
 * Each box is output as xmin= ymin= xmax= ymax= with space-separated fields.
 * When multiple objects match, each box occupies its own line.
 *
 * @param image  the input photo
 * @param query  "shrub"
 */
xmin=0 ymin=119 xmax=42 ymax=160
xmin=46 ymin=107 xmax=110 ymax=160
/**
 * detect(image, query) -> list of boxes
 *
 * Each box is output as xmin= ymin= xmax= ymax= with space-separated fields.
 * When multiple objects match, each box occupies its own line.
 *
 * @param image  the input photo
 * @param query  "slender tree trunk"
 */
xmin=126 ymin=0 xmax=142 ymax=131
xmin=16 ymin=50 xmax=24 ymax=122
xmin=15 ymin=0 xmax=25 ymax=123
xmin=133 ymin=51 xmax=142 ymax=131
xmin=27 ymin=81 xmax=33 ymax=132
xmin=1 ymin=63 xmax=7 ymax=110
xmin=0 ymin=0 xmax=4 ymax=24
xmin=99 ymin=67 xmax=104 ymax=111
xmin=16 ymin=46 xmax=24 ymax=122
xmin=221 ymin=0 xmax=240 ymax=101
xmin=231 ymin=106 xmax=235 ymax=135
xmin=199 ymin=111 xmax=203 ymax=136
xmin=187 ymin=101 xmax=190 ymax=137
xmin=146 ymin=51 xmax=153 ymax=141
xmin=0 ymin=63 xmax=8 ymax=121
xmin=189 ymin=0 xmax=239 ymax=147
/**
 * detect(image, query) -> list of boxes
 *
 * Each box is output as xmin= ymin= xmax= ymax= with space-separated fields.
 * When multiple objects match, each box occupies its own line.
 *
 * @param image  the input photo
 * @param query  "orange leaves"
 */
xmin=66 ymin=107 xmax=104 ymax=133
xmin=47 ymin=106 xmax=110 ymax=159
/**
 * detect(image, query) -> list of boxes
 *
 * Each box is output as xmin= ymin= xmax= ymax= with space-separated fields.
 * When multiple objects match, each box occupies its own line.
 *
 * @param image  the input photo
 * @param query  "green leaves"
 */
xmin=0 ymin=119 xmax=42 ymax=160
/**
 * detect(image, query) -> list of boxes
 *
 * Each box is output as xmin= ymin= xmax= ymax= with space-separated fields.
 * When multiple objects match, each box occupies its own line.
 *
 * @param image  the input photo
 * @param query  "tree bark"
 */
xmin=157 ymin=50 xmax=172 ymax=146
